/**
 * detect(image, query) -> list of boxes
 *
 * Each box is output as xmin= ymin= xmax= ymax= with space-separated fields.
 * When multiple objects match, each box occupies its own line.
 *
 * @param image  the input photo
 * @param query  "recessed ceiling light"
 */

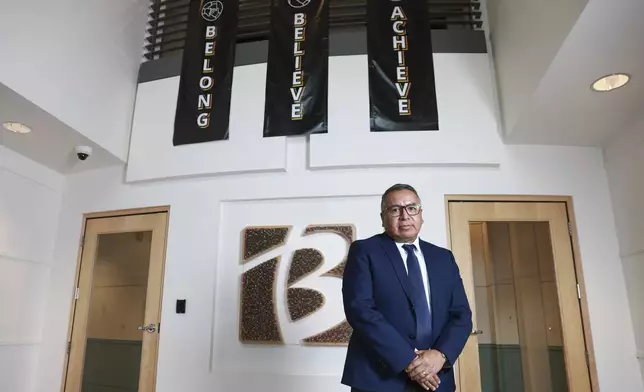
xmin=2 ymin=122 xmax=32 ymax=134
xmin=591 ymin=73 xmax=630 ymax=92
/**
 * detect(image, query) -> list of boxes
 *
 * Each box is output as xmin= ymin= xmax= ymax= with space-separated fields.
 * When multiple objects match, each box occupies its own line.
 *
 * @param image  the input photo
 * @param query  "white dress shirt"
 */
xmin=395 ymin=237 xmax=431 ymax=310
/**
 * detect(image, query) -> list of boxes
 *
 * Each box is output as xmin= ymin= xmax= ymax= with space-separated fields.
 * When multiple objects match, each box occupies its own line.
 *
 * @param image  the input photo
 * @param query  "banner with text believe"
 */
xmin=263 ymin=0 xmax=328 ymax=137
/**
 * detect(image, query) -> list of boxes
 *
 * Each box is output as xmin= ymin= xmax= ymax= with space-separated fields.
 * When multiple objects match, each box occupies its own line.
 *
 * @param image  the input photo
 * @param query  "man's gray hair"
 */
xmin=380 ymin=183 xmax=421 ymax=211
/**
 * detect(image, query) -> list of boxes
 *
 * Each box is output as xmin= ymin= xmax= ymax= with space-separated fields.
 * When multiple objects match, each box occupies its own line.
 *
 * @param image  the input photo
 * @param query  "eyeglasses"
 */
xmin=383 ymin=204 xmax=422 ymax=217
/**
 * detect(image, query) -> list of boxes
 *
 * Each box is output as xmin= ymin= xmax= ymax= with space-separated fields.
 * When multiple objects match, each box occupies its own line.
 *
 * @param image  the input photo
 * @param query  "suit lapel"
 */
xmin=377 ymin=233 xmax=414 ymax=302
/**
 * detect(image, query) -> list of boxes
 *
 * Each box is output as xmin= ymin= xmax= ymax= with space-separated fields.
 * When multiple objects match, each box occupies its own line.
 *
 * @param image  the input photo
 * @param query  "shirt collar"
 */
xmin=395 ymin=236 xmax=421 ymax=251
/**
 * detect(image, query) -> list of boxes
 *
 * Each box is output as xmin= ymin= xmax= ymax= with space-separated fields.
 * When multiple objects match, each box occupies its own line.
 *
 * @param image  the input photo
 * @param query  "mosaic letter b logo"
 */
xmin=238 ymin=224 xmax=354 ymax=345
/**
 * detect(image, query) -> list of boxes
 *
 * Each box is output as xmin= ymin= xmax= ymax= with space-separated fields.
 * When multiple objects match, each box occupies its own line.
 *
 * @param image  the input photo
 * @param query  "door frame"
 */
xmin=444 ymin=195 xmax=599 ymax=392
xmin=60 ymin=206 xmax=171 ymax=392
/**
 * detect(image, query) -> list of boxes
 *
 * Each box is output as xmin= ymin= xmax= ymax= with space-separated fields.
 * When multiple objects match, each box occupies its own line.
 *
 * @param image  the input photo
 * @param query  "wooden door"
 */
xmin=63 ymin=212 xmax=168 ymax=392
xmin=447 ymin=201 xmax=594 ymax=392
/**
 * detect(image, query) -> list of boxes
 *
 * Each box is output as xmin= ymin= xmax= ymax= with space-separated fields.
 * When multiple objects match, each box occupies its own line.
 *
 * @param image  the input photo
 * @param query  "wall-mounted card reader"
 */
xmin=176 ymin=299 xmax=186 ymax=314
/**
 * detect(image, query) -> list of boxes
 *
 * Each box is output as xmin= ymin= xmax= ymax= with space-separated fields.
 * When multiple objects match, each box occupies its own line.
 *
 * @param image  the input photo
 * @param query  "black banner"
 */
xmin=367 ymin=0 xmax=439 ymax=132
xmin=173 ymin=0 xmax=239 ymax=146
xmin=263 ymin=0 xmax=328 ymax=137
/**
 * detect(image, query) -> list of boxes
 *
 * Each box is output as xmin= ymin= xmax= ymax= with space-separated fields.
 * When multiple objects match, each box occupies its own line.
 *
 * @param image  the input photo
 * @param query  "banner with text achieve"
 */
xmin=263 ymin=0 xmax=328 ymax=137
xmin=367 ymin=0 xmax=439 ymax=132
xmin=173 ymin=0 xmax=239 ymax=146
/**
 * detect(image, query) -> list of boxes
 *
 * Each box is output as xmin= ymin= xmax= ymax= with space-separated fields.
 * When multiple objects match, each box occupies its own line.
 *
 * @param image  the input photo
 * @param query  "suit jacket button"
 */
xmin=409 ymin=334 xmax=416 ymax=340
xmin=411 ymin=305 xmax=415 ymax=311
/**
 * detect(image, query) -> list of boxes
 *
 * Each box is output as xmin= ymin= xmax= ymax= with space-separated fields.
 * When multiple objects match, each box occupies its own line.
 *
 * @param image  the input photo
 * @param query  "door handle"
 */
xmin=137 ymin=323 xmax=157 ymax=333
xmin=470 ymin=329 xmax=483 ymax=336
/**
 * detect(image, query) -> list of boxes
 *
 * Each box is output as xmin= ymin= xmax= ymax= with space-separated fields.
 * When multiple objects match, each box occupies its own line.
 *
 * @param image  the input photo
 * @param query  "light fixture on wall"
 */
xmin=2 ymin=122 xmax=32 ymax=134
xmin=591 ymin=73 xmax=631 ymax=92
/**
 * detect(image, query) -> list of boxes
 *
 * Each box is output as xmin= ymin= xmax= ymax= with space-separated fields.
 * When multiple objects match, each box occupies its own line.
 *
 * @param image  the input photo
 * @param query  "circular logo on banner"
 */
xmin=202 ymin=0 xmax=224 ymax=21
xmin=288 ymin=0 xmax=311 ymax=8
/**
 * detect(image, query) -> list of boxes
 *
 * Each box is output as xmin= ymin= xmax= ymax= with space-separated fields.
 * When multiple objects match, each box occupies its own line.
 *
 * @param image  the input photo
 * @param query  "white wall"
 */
xmin=40 ymin=142 xmax=644 ymax=392
xmin=36 ymin=52 xmax=644 ymax=392
xmin=0 ymin=0 xmax=148 ymax=161
xmin=483 ymin=0 xmax=587 ymax=133
xmin=604 ymin=115 xmax=644 ymax=385
xmin=0 ymin=147 xmax=64 ymax=392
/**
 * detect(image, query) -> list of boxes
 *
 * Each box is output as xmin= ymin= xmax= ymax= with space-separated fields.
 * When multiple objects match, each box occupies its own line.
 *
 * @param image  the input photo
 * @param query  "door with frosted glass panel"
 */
xmin=63 ymin=212 xmax=168 ymax=392
xmin=447 ymin=200 xmax=595 ymax=392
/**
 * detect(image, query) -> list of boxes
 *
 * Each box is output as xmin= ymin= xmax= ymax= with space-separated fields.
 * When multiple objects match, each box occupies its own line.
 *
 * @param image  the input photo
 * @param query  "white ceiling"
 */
xmin=502 ymin=0 xmax=644 ymax=147
xmin=0 ymin=82 xmax=123 ymax=174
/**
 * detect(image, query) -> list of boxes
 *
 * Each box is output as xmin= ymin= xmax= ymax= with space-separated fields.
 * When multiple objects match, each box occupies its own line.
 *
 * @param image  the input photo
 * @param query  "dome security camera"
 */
xmin=74 ymin=146 xmax=92 ymax=161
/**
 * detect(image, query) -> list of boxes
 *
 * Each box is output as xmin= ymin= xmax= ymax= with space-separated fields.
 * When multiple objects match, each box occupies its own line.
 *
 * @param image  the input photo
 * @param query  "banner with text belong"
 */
xmin=263 ymin=0 xmax=328 ymax=137
xmin=367 ymin=0 xmax=439 ymax=132
xmin=173 ymin=0 xmax=239 ymax=146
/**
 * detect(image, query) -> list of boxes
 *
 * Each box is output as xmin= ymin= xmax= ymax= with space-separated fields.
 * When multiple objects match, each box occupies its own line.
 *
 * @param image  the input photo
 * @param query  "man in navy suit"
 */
xmin=342 ymin=184 xmax=472 ymax=392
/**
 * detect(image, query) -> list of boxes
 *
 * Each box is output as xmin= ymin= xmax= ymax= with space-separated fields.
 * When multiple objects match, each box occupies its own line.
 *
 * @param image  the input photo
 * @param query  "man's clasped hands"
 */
xmin=405 ymin=349 xmax=446 ymax=391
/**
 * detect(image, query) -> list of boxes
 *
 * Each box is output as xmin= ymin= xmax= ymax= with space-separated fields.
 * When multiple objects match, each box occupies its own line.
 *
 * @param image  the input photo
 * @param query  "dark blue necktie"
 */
xmin=403 ymin=244 xmax=432 ymax=345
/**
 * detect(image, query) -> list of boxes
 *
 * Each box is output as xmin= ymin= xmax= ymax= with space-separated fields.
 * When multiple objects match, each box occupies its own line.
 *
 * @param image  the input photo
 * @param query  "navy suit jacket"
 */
xmin=341 ymin=233 xmax=472 ymax=392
